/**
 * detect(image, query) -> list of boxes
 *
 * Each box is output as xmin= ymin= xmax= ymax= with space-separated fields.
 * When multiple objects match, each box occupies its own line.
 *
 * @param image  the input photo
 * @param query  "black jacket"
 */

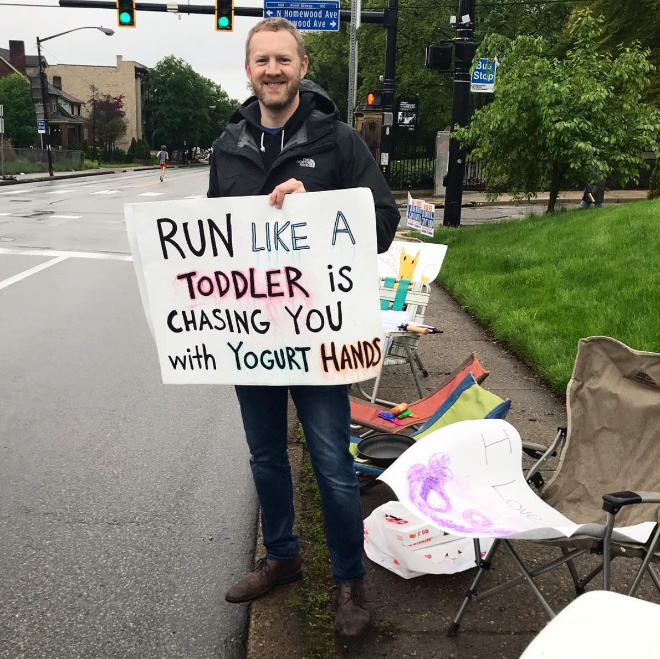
xmin=207 ymin=80 xmax=399 ymax=254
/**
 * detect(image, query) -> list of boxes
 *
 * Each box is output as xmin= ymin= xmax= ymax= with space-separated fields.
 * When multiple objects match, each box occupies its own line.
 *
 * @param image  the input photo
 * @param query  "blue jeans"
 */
xmin=234 ymin=384 xmax=366 ymax=584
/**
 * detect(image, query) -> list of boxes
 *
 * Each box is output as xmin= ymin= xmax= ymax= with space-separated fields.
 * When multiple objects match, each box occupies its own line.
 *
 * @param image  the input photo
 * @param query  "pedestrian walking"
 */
xmin=207 ymin=17 xmax=399 ymax=641
xmin=579 ymin=180 xmax=605 ymax=209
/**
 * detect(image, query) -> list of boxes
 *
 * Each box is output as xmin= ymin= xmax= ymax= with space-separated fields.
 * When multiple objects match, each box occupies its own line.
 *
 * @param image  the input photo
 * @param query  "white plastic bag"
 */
xmin=364 ymin=501 xmax=493 ymax=579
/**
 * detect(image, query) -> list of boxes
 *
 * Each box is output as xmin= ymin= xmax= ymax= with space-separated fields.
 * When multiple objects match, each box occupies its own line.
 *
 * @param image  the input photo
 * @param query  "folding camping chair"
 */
xmin=446 ymin=336 xmax=660 ymax=636
xmin=352 ymin=371 xmax=511 ymax=492
xmin=350 ymin=352 xmax=489 ymax=436
xmin=355 ymin=277 xmax=433 ymax=405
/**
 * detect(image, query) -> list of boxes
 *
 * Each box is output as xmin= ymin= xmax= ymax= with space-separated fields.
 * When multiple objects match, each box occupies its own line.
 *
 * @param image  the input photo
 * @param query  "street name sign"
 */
xmin=38 ymin=120 xmax=46 ymax=134
xmin=471 ymin=58 xmax=498 ymax=93
xmin=263 ymin=0 xmax=340 ymax=31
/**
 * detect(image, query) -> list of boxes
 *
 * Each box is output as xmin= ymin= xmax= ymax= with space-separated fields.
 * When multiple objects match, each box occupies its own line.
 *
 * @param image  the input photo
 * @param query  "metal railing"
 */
xmin=390 ymin=143 xmax=435 ymax=190
xmin=0 ymin=147 xmax=83 ymax=174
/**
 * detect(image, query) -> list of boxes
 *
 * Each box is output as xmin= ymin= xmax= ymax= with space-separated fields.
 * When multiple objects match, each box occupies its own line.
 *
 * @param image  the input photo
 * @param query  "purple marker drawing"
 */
xmin=407 ymin=452 xmax=517 ymax=536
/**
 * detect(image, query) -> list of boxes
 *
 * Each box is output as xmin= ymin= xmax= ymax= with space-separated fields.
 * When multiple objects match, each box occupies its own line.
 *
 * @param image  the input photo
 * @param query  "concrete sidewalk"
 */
xmin=244 ymin=278 xmax=660 ymax=658
xmin=393 ymin=189 xmax=649 ymax=207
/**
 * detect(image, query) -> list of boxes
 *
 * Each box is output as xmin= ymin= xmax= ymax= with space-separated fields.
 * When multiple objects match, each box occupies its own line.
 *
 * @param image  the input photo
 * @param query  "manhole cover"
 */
xmin=0 ymin=236 xmax=15 ymax=242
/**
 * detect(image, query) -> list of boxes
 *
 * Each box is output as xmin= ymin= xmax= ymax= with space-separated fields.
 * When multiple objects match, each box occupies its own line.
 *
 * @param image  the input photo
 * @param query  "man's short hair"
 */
xmin=245 ymin=17 xmax=306 ymax=62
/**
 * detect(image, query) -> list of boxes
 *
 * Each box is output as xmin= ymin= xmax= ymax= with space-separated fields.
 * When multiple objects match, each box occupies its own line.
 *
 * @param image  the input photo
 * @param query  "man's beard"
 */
xmin=253 ymin=75 xmax=302 ymax=109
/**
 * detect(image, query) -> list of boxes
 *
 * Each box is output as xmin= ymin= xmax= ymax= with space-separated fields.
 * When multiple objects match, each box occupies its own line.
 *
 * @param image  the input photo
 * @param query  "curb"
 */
xmin=0 ymin=169 xmax=116 ymax=186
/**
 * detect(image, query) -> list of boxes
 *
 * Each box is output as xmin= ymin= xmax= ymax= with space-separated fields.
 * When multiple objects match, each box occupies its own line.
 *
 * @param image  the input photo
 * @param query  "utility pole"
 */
xmin=346 ymin=0 xmax=360 ymax=127
xmin=443 ymin=0 xmax=475 ymax=227
xmin=379 ymin=0 xmax=398 ymax=184
xmin=36 ymin=37 xmax=54 ymax=177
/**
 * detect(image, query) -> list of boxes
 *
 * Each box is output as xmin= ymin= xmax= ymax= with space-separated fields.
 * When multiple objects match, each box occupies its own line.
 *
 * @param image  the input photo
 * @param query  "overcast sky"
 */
xmin=0 ymin=0 xmax=265 ymax=101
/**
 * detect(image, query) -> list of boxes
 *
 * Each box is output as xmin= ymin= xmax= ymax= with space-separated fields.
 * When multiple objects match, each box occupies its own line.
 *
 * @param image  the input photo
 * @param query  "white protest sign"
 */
xmin=379 ymin=419 xmax=655 ymax=544
xmin=125 ymin=188 xmax=384 ymax=386
xmin=378 ymin=240 xmax=447 ymax=284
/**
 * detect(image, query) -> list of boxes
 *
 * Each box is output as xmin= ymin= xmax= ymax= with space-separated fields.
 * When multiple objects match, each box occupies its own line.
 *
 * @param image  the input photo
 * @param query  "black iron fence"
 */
xmin=390 ymin=143 xmax=435 ymax=190
xmin=463 ymin=159 xmax=487 ymax=191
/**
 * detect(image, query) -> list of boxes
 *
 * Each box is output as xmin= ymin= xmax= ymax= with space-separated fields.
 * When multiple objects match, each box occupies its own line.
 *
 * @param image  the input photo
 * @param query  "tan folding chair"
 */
xmin=446 ymin=336 xmax=660 ymax=636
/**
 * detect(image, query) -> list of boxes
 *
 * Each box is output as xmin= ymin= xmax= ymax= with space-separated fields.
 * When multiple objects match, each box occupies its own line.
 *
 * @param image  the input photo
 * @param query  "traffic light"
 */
xmin=425 ymin=43 xmax=453 ymax=72
xmin=116 ymin=0 xmax=136 ymax=27
xmin=215 ymin=0 xmax=234 ymax=31
xmin=366 ymin=91 xmax=382 ymax=109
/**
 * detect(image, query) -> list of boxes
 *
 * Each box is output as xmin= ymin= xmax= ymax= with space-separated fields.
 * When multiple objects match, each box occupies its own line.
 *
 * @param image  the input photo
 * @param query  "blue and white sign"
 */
xmin=37 ymin=120 xmax=46 ymax=134
xmin=406 ymin=193 xmax=435 ymax=237
xmin=263 ymin=0 xmax=340 ymax=31
xmin=471 ymin=58 xmax=498 ymax=93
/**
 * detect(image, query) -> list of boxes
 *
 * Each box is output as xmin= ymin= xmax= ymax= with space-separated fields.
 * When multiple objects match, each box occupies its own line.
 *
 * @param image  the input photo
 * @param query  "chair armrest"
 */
xmin=602 ymin=491 xmax=660 ymax=515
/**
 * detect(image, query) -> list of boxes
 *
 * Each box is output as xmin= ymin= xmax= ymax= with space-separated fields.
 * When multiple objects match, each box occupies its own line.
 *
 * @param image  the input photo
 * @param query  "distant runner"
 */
xmin=157 ymin=145 xmax=169 ymax=182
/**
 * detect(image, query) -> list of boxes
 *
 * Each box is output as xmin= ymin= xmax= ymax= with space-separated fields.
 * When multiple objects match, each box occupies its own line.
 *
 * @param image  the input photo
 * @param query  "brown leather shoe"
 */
xmin=335 ymin=579 xmax=370 ymax=639
xmin=225 ymin=555 xmax=302 ymax=603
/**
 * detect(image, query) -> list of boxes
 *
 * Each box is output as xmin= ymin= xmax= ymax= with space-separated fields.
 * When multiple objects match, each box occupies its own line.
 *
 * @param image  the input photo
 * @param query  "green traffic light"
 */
xmin=218 ymin=15 xmax=230 ymax=28
xmin=119 ymin=11 xmax=133 ymax=24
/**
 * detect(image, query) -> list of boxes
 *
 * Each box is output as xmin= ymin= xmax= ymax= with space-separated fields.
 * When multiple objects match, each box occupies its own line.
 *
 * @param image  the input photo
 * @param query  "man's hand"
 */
xmin=269 ymin=179 xmax=306 ymax=209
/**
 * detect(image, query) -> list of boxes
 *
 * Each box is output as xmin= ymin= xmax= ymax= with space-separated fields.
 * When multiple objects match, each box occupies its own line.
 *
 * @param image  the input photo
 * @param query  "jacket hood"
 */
xmin=228 ymin=79 xmax=339 ymax=128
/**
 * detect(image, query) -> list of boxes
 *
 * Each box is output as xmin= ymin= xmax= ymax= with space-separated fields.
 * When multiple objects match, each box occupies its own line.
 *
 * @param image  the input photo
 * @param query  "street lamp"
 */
xmin=36 ymin=26 xmax=114 ymax=176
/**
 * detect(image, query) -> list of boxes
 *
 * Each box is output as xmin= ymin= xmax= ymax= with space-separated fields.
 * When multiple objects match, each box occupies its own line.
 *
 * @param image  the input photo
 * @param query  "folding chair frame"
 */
xmin=356 ymin=277 xmax=433 ymax=405
xmin=445 ymin=431 xmax=660 ymax=637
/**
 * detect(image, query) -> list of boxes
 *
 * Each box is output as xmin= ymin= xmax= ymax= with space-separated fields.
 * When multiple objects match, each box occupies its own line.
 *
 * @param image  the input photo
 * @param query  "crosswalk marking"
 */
xmin=0 ymin=255 xmax=68 ymax=290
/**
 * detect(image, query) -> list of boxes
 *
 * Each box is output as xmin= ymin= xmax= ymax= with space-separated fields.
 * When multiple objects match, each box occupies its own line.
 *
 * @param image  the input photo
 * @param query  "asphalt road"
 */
xmin=0 ymin=168 xmax=257 ymax=659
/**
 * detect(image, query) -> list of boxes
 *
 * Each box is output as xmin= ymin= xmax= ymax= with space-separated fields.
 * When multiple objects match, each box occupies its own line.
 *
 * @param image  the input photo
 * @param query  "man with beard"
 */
xmin=208 ymin=17 xmax=399 ymax=640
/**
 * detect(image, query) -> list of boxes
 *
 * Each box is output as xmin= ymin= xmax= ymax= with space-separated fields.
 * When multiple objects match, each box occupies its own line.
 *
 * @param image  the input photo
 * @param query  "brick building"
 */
xmin=47 ymin=56 xmax=148 ymax=151
xmin=0 ymin=40 xmax=86 ymax=148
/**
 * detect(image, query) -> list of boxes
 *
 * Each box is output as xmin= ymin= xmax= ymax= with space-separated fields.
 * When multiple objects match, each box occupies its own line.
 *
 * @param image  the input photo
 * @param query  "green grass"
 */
xmin=289 ymin=425 xmax=337 ymax=659
xmin=423 ymin=199 xmax=660 ymax=392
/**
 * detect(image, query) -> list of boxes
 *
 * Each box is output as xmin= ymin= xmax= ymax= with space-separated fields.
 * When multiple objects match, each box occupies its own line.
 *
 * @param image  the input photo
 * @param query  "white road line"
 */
xmin=50 ymin=215 xmax=81 ymax=219
xmin=46 ymin=190 xmax=75 ymax=195
xmin=0 ymin=212 xmax=10 ymax=216
xmin=185 ymin=195 xmax=206 ymax=199
xmin=1 ymin=189 xmax=34 ymax=195
xmin=0 ymin=255 xmax=68 ymax=290
xmin=93 ymin=190 xmax=119 ymax=195
xmin=138 ymin=192 xmax=164 ymax=197
xmin=0 ymin=246 xmax=132 ymax=262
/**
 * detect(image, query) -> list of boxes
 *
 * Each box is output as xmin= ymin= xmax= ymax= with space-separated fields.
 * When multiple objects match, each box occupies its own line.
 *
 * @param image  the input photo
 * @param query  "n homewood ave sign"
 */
xmin=263 ymin=0 xmax=340 ymax=31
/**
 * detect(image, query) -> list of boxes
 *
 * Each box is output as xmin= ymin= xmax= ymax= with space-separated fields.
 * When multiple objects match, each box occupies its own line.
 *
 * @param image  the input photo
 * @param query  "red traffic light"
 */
xmin=366 ymin=91 xmax=382 ymax=108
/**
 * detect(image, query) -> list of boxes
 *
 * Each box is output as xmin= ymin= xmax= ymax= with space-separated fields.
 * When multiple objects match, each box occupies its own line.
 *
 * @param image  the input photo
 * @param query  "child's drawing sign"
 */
xmin=380 ymin=419 xmax=656 ymax=544
xmin=125 ymin=188 xmax=383 ymax=385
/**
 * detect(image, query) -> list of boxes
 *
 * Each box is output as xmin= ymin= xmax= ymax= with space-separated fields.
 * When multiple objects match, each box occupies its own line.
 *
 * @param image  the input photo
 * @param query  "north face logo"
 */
xmin=297 ymin=158 xmax=315 ymax=168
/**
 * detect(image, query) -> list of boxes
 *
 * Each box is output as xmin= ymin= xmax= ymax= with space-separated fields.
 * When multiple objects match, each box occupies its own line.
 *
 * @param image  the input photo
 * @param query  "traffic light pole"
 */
xmin=378 ymin=0 xmax=398 ymax=184
xmin=443 ymin=0 xmax=475 ymax=227
xmin=36 ymin=37 xmax=54 ymax=178
xmin=59 ymin=1 xmax=385 ymax=24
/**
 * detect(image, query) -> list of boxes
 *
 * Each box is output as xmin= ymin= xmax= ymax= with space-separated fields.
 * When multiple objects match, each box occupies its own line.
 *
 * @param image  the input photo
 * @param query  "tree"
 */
xmin=144 ymin=56 xmax=238 ymax=154
xmin=586 ymin=0 xmax=660 ymax=104
xmin=455 ymin=10 xmax=660 ymax=212
xmin=0 ymin=73 xmax=38 ymax=147
xmin=88 ymin=90 xmax=127 ymax=156
xmin=303 ymin=1 xmax=574 ymax=142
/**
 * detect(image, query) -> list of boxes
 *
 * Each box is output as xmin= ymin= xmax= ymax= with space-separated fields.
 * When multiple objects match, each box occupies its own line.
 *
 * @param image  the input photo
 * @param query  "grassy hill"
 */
xmin=426 ymin=200 xmax=660 ymax=391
